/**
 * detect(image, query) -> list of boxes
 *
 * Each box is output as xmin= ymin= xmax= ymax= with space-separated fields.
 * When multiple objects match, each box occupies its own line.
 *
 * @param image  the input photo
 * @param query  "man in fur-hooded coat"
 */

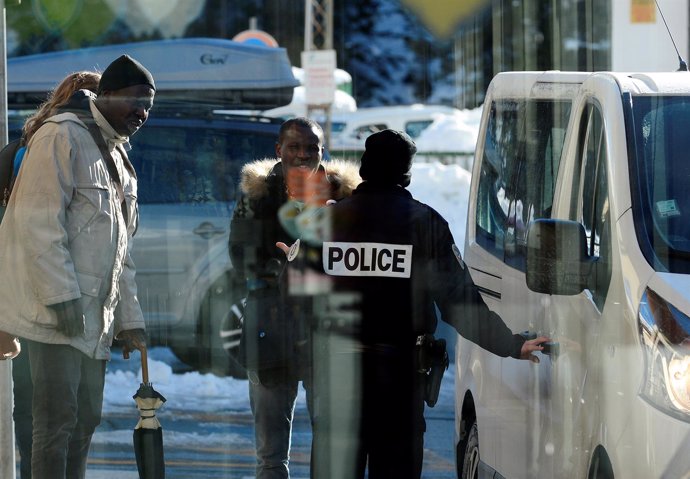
xmin=228 ymin=117 xmax=360 ymax=479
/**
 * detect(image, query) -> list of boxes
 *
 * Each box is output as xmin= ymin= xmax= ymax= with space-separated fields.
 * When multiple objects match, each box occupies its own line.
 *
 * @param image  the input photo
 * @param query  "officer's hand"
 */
xmin=520 ymin=336 xmax=550 ymax=363
xmin=117 ymin=328 xmax=147 ymax=360
xmin=0 ymin=330 xmax=20 ymax=360
xmin=50 ymin=299 xmax=85 ymax=337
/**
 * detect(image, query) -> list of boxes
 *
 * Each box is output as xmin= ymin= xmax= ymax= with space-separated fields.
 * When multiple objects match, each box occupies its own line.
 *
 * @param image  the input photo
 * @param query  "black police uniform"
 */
xmin=310 ymin=180 xmax=525 ymax=479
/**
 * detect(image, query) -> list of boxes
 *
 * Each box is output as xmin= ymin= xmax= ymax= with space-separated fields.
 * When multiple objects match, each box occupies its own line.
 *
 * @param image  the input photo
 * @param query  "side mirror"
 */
xmin=526 ymin=219 xmax=590 ymax=295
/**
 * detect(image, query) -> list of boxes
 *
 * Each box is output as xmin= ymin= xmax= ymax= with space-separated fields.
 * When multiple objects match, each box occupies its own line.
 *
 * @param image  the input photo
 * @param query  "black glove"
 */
xmin=49 ymin=299 xmax=85 ymax=337
xmin=116 ymin=328 xmax=147 ymax=359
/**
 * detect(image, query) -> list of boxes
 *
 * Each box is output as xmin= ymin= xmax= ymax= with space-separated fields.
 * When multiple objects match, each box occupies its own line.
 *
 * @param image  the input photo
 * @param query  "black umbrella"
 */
xmin=133 ymin=346 xmax=166 ymax=479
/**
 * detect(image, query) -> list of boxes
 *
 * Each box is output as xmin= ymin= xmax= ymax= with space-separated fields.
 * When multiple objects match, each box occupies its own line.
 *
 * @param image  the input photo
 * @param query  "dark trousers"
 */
xmin=311 ymin=335 xmax=426 ymax=479
xmin=27 ymin=341 xmax=106 ymax=479
xmin=12 ymin=339 xmax=33 ymax=479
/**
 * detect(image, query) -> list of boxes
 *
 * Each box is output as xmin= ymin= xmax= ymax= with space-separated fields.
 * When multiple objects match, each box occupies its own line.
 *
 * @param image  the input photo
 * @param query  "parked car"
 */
xmin=327 ymin=104 xmax=461 ymax=151
xmin=127 ymin=111 xmax=281 ymax=377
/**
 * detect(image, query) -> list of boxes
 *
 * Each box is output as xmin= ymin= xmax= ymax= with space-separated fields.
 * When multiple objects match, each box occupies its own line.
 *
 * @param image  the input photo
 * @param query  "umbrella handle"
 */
xmin=141 ymin=346 xmax=149 ymax=384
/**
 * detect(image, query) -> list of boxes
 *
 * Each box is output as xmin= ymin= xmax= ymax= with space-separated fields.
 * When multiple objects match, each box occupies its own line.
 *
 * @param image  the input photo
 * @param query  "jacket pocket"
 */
xmin=239 ymin=291 xmax=295 ymax=371
xmin=76 ymin=270 xmax=103 ymax=332
xmin=76 ymin=270 xmax=102 ymax=298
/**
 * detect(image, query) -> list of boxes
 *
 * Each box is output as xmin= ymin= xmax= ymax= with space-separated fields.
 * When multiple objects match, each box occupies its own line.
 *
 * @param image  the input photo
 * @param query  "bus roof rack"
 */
xmin=7 ymin=37 xmax=299 ymax=111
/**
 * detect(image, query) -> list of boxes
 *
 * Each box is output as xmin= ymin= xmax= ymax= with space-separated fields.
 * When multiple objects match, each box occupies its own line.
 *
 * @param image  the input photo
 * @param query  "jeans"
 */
xmin=249 ymin=368 xmax=312 ymax=479
xmin=27 ymin=341 xmax=106 ymax=479
xmin=12 ymin=339 xmax=33 ymax=479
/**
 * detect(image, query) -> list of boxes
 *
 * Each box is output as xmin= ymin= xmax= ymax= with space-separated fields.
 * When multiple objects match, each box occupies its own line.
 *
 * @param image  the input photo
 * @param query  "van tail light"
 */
xmin=638 ymin=288 xmax=690 ymax=421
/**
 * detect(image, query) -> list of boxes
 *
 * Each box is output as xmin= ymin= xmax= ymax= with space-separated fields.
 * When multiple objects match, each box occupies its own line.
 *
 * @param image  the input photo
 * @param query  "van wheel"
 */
xmin=457 ymin=419 xmax=479 ymax=479
xmin=588 ymin=446 xmax=614 ymax=479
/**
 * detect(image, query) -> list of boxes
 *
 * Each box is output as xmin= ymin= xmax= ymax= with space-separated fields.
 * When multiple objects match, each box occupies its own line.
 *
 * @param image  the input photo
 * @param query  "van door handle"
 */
xmin=540 ymin=341 xmax=559 ymax=356
xmin=520 ymin=332 xmax=559 ymax=357
xmin=193 ymin=221 xmax=225 ymax=239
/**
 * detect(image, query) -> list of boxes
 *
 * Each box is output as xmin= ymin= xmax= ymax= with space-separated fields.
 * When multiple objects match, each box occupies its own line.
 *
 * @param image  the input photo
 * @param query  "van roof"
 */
xmin=7 ymin=38 xmax=300 ymax=111
xmin=488 ymin=70 xmax=690 ymax=99
xmin=487 ymin=71 xmax=590 ymax=100
xmin=602 ymin=71 xmax=690 ymax=94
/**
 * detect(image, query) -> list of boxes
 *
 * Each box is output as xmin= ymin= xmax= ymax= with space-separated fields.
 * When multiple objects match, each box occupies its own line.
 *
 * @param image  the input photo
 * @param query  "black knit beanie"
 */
xmin=98 ymin=54 xmax=156 ymax=94
xmin=359 ymin=129 xmax=417 ymax=187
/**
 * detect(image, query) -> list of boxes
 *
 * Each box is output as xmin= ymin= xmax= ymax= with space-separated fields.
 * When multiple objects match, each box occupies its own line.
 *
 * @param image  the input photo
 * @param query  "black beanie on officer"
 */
xmin=98 ymin=54 xmax=156 ymax=94
xmin=359 ymin=129 xmax=417 ymax=187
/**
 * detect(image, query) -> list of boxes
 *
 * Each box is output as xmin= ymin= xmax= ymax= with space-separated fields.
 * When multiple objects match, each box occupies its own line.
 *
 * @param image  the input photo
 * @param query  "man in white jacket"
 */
xmin=0 ymin=54 xmax=154 ymax=479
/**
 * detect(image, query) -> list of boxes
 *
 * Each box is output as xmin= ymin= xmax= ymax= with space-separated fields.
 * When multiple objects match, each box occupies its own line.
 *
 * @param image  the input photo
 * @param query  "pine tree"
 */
xmin=337 ymin=0 xmax=455 ymax=106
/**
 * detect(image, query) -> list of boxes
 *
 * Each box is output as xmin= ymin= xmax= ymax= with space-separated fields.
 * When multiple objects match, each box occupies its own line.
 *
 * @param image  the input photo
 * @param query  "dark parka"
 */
xmin=322 ymin=181 xmax=525 ymax=355
xmin=309 ymin=181 xmax=526 ymax=479
xmin=228 ymin=158 xmax=361 ymax=378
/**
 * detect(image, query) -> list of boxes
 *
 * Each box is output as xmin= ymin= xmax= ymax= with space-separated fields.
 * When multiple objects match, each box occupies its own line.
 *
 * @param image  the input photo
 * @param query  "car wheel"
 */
xmin=199 ymin=283 xmax=247 ymax=379
xmin=172 ymin=279 xmax=247 ymax=379
xmin=218 ymin=298 xmax=246 ymax=377
xmin=457 ymin=419 xmax=479 ymax=479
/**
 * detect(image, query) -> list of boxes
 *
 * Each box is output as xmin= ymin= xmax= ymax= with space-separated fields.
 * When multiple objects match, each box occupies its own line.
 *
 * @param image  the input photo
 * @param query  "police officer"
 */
xmin=306 ymin=129 xmax=548 ymax=479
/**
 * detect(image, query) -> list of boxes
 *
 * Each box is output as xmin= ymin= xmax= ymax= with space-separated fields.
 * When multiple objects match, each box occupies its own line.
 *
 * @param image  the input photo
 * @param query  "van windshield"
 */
xmin=630 ymin=95 xmax=690 ymax=273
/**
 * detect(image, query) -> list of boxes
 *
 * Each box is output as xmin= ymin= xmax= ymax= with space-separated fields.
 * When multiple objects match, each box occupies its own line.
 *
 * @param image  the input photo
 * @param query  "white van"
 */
xmin=455 ymin=71 xmax=690 ymax=478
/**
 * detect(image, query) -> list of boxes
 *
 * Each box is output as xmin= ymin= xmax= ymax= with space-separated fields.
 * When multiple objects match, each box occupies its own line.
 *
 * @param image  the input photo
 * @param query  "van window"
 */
xmin=405 ymin=120 xmax=433 ymax=138
xmin=331 ymin=122 xmax=347 ymax=133
xmin=476 ymin=98 xmax=571 ymax=269
xmin=576 ymin=102 xmax=611 ymax=309
xmin=352 ymin=123 xmax=387 ymax=139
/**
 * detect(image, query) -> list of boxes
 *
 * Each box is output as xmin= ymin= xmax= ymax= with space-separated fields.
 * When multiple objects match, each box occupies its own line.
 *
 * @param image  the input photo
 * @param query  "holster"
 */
xmin=416 ymin=334 xmax=449 ymax=408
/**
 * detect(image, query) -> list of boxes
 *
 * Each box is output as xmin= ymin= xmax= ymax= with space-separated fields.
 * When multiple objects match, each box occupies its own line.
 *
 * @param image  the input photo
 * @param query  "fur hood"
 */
xmin=239 ymin=158 xmax=362 ymax=202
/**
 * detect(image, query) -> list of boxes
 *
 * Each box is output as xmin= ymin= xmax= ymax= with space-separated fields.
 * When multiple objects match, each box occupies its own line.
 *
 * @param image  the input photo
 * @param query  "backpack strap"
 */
xmin=76 ymin=111 xmax=130 ymax=225
xmin=61 ymin=89 xmax=131 ymax=224
xmin=0 ymin=138 xmax=22 ymax=208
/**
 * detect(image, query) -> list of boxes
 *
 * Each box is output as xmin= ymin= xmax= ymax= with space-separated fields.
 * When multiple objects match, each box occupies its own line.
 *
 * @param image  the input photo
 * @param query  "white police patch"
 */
xmin=323 ymin=242 xmax=413 ymax=278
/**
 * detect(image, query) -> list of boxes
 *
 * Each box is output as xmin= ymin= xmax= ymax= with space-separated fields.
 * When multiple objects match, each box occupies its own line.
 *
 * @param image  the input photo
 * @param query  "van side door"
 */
xmin=544 ymin=99 xmax=613 ymax=476
xmin=465 ymin=95 xmax=572 ymax=476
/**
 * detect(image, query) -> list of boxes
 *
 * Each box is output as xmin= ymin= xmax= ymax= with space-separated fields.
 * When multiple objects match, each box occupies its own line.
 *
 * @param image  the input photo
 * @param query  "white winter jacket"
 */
xmin=0 ymin=100 xmax=145 ymax=359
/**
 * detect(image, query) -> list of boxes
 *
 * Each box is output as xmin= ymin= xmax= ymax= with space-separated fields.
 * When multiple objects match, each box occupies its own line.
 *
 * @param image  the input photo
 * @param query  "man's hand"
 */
xmin=520 ymin=336 xmax=550 ymax=363
xmin=276 ymin=242 xmax=290 ymax=255
xmin=117 ymin=328 xmax=147 ymax=359
xmin=50 ymin=299 xmax=85 ymax=337
xmin=0 ymin=330 xmax=20 ymax=360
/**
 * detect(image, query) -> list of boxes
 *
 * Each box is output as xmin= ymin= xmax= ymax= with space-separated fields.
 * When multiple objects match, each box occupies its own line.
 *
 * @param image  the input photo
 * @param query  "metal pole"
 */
xmin=0 ymin=0 xmax=16 ymax=476
xmin=324 ymin=0 xmax=333 ymax=50
xmin=323 ymin=0 xmax=333 ymax=145
xmin=304 ymin=0 xmax=334 ymax=144
xmin=304 ymin=0 xmax=313 ymax=51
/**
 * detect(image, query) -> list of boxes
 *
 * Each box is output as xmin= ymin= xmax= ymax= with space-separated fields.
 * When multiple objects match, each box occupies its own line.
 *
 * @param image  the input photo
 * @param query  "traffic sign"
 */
xmin=301 ymin=49 xmax=337 ymax=106
xmin=232 ymin=29 xmax=279 ymax=48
